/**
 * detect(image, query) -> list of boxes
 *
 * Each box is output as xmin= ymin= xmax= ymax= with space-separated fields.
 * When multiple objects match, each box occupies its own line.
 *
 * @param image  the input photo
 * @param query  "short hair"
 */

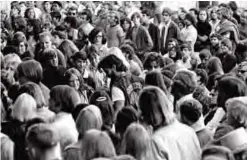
xmin=79 ymin=9 xmax=93 ymax=23
xmin=138 ymin=86 xmax=175 ymax=130
xmin=13 ymin=31 xmax=26 ymax=45
xmin=141 ymin=8 xmax=153 ymax=17
xmin=4 ymin=53 xmax=22 ymax=69
xmin=11 ymin=93 xmax=37 ymax=122
xmin=81 ymin=129 xmax=116 ymax=160
xmin=16 ymin=59 xmax=43 ymax=84
xmin=98 ymin=54 xmax=128 ymax=72
xmin=143 ymin=52 xmax=164 ymax=70
xmin=131 ymin=12 xmax=142 ymax=21
xmin=179 ymin=99 xmax=203 ymax=123
xmin=26 ymin=123 xmax=60 ymax=149
xmin=162 ymin=7 xmax=172 ymax=16
xmin=121 ymin=123 xmax=153 ymax=160
xmin=202 ymin=145 xmax=235 ymax=160
xmin=50 ymin=85 xmax=80 ymax=113
xmin=195 ymin=69 xmax=208 ymax=85
xmin=172 ymin=69 xmax=197 ymax=97
xmin=88 ymin=28 xmax=107 ymax=45
xmin=1 ymin=134 xmax=14 ymax=160
xmin=18 ymin=82 xmax=46 ymax=108
xmin=64 ymin=16 xmax=77 ymax=29
xmin=76 ymin=105 xmax=103 ymax=138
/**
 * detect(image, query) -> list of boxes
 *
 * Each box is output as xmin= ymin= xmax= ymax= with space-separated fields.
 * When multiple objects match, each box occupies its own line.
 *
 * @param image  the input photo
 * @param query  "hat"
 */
xmin=221 ymin=39 xmax=232 ymax=50
xmin=219 ymin=127 xmax=247 ymax=152
xmin=26 ymin=123 xmax=60 ymax=148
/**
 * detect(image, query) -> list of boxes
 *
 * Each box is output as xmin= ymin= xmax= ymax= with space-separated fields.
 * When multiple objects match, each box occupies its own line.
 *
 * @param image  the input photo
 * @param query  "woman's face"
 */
xmin=43 ymin=2 xmax=51 ymax=12
xmin=69 ymin=74 xmax=80 ymax=90
xmin=18 ymin=42 xmax=26 ymax=54
xmin=169 ymin=48 xmax=177 ymax=58
xmin=122 ymin=20 xmax=130 ymax=31
xmin=211 ymin=10 xmax=218 ymax=20
xmin=11 ymin=8 xmax=19 ymax=17
xmin=48 ymin=54 xmax=58 ymax=67
xmin=27 ymin=23 xmax=34 ymax=32
xmin=199 ymin=10 xmax=207 ymax=21
xmin=94 ymin=32 xmax=103 ymax=45
xmin=28 ymin=9 xmax=35 ymax=19
xmin=179 ymin=12 xmax=186 ymax=20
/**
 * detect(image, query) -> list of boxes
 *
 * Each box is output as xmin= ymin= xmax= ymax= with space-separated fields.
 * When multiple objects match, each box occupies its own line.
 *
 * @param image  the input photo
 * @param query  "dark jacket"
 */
xmin=160 ymin=21 xmax=182 ymax=55
xmin=148 ymin=23 xmax=160 ymax=53
xmin=129 ymin=25 xmax=153 ymax=56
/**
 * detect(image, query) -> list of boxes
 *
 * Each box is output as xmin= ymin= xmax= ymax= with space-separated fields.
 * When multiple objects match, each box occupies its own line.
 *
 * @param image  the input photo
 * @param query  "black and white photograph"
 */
xmin=1 ymin=1 xmax=247 ymax=160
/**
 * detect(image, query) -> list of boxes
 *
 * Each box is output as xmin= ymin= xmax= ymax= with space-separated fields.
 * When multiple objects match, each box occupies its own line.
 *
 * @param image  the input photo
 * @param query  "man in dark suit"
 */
xmin=160 ymin=7 xmax=183 ymax=55
xmin=141 ymin=8 xmax=160 ymax=53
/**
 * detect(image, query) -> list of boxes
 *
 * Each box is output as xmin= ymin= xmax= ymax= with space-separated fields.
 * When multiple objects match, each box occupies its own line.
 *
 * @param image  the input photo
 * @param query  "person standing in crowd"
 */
xmin=209 ymin=6 xmax=220 ymax=34
xmin=141 ymin=8 xmax=160 ymax=53
xmin=181 ymin=13 xmax=198 ymax=53
xmin=160 ymin=7 xmax=182 ymax=55
xmin=106 ymin=11 xmax=125 ymax=48
xmin=129 ymin=12 xmax=153 ymax=61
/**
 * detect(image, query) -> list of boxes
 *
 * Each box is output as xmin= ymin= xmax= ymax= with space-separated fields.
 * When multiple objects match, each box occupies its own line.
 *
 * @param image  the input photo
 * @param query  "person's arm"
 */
xmin=111 ymin=86 xmax=125 ymax=120
xmin=117 ymin=26 xmax=125 ymax=46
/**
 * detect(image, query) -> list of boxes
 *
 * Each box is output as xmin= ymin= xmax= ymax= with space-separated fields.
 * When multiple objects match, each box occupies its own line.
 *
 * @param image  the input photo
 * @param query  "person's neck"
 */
xmin=211 ymin=18 xmax=217 ymax=23
xmin=164 ymin=19 xmax=170 ymax=25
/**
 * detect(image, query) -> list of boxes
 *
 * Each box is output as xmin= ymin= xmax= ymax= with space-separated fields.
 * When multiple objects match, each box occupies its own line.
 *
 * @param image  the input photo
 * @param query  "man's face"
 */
xmin=75 ymin=59 xmax=87 ymax=71
xmin=141 ymin=13 xmax=149 ymax=24
xmin=210 ymin=37 xmax=219 ymax=46
xmin=52 ymin=35 xmax=61 ymax=47
xmin=133 ymin=15 xmax=140 ymax=25
xmin=79 ymin=14 xmax=88 ymax=25
xmin=240 ymin=11 xmax=247 ymax=24
xmin=162 ymin=12 xmax=170 ymax=23
xmin=43 ymin=2 xmax=51 ymax=11
xmin=40 ymin=36 xmax=52 ymax=49
xmin=109 ymin=13 xmax=117 ymax=26
xmin=238 ymin=63 xmax=247 ymax=81
xmin=52 ymin=3 xmax=60 ymax=12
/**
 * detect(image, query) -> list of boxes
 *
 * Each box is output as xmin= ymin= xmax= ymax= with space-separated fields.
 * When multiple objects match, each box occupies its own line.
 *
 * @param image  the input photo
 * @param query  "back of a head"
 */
xmin=76 ymin=105 xmax=103 ymax=138
xmin=26 ymin=123 xmax=62 ymax=160
xmin=98 ymin=54 xmax=127 ymax=72
xmin=138 ymin=86 xmax=175 ymax=129
xmin=121 ymin=123 xmax=152 ymax=160
xmin=16 ymin=59 xmax=43 ymax=84
xmin=145 ymin=70 xmax=168 ymax=93
xmin=11 ymin=93 xmax=37 ymax=122
xmin=217 ymin=76 xmax=247 ymax=109
xmin=178 ymin=99 xmax=203 ymax=124
xmin=81 ymin=129 xmax=116 ymax=160
xmin=50 ymin=85 xmax=80 ymax=113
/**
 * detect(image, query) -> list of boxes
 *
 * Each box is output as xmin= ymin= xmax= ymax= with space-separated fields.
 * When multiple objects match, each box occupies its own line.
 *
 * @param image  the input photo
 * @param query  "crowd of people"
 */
xmin=1 ymin=1 xmax=247 ymax=160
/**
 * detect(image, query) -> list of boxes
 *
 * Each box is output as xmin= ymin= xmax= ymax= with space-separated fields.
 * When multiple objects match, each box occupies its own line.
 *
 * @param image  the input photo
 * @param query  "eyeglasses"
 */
xmin=238 ymin=69 xmax=247 ymax=74
xmin=69 ymin=12 xmax=76 ymax=16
